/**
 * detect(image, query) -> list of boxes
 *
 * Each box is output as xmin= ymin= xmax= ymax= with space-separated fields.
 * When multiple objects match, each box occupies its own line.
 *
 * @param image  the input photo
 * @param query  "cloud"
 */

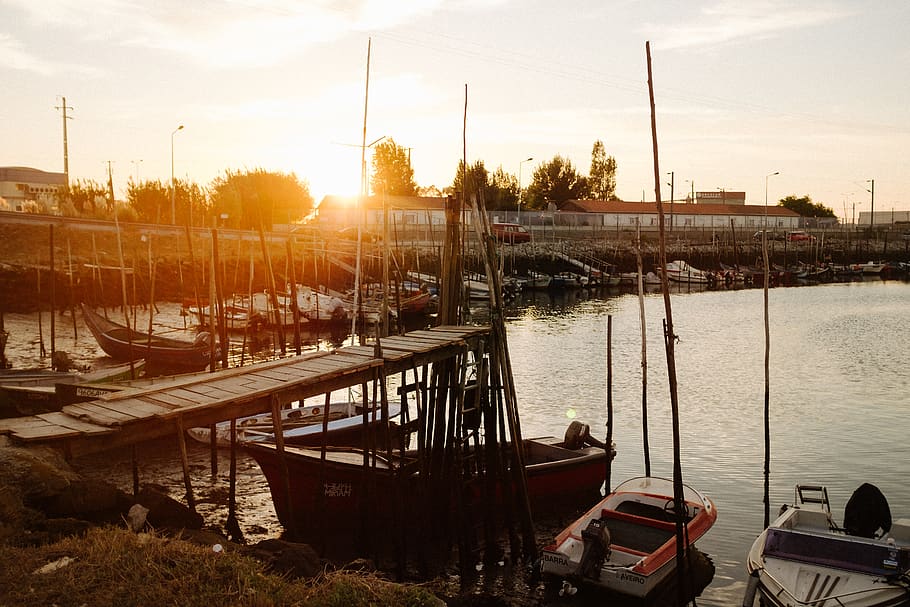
xmin=2 ymin=0 xmax=448 ymax=69
xmin=644 ymin=1 xmax=852 ymax=51
xmin=0 ymin=32 xmax=104 ymax=76
xmin=0 ymin=33 xmax=56 ymax=74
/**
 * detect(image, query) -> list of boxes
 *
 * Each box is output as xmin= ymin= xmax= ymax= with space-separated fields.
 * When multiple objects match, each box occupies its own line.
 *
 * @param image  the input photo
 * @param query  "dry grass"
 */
xmin=0 ymin=526 xmax=441 ymax=607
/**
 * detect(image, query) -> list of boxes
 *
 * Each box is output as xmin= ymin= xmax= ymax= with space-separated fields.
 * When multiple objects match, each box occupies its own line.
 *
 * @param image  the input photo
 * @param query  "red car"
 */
xmin=786 ymin=230 xmax=816 ymax=242
xmin=492 ymin=223 xmax=532 ymax=244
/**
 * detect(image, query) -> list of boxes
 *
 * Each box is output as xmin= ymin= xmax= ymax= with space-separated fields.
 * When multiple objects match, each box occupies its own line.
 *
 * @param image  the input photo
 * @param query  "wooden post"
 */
xmin=636 ymin=244 xmax=651 ymax=476
xmin=212 ymin=228 xmax=228 ymax=368
xmin=174 ymin=416 xmax=197 ymax=514
xmin=49 ymin=225 xmax=56 ymax=366
xmin=270 ymin=394 xmax=294 ymax=535
xmin=646 ymin=40 xmax=689 ymax=604
xmin=226 ymin=418 xmax=245 ymax=543
xmin=605 ymin=315 xmax=614 ymax=492
xmin=286 ymin=239 xmax=302 ymax=355
xmin=131 ymin=444 xmax=139 ymax=497
xmin=66 ymin=238 xmax=77 ymax=340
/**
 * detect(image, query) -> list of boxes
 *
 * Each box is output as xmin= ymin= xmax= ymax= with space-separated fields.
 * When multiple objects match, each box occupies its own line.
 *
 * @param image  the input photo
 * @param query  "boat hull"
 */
xmin=540 ymin=476 xmax=717 ymax=600
xmin=245 ymin=434 xmax=611 ymax=548
xmin=81 ymin=304 xmax=218 ymax=372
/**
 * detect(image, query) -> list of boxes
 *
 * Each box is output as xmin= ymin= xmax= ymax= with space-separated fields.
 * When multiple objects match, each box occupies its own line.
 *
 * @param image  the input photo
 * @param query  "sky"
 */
xmin=3 ymin=0 xmax=909 ymax=222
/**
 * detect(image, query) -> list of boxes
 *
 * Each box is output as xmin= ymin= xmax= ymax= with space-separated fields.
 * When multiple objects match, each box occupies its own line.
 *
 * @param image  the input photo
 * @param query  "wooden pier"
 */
xmin=0 ymin=325 xmax=489 ymax=459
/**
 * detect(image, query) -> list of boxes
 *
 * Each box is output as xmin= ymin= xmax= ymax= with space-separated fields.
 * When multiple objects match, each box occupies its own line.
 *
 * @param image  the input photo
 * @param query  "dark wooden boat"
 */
xmin=81 ymin=304 xmax=218 ymax=373
xmin=244 ymin=421 xmax=613 ymax=549
xmin=0 ymin=359 xmax=146 ymax=416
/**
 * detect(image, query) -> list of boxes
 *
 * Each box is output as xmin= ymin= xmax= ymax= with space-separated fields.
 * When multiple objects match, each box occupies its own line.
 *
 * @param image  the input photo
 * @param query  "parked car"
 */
xmin=786 ymin=230 xmax=816 ymax=242
xmin=752 ymin=230 xmax=783 ymax=242
xmin=492 ymin=222 xmax=531 ymax=244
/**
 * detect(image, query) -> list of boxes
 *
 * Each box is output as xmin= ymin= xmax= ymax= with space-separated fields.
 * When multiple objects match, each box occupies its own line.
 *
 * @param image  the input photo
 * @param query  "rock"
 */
xmin=134 ymin=486 xmax=204 ymax=531
xmin=245 ymin=538 xmax=324 ymax=579
xmin=126 ymin=504 xmax=150 ymax=532
xmin=37 ymin=479 xmax=123 ymax=522
xmin=0 ymin=444 xmax=79 ymax=502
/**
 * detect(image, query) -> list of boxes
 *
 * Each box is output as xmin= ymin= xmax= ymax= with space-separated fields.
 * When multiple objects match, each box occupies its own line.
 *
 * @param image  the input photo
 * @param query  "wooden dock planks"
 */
xmin=0 ymin=325 xmax=490 ymax=449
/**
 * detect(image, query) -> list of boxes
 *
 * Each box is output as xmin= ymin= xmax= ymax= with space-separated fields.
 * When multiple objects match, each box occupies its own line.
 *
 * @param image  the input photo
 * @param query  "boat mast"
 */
xmin=351 ymin=37 xmax=371 ymax=344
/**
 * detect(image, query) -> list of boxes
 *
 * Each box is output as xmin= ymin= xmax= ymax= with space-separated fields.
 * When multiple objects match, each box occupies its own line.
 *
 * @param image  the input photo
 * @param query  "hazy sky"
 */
xmin=3 ymin=1 xmax=908 ymax=220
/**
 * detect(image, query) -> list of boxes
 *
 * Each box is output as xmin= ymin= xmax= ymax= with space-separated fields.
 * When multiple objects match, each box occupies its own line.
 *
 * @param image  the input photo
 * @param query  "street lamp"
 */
xmin=170 ymin=124 xmax=184 ymax=225
xmin=131 ymin=159 xmax=143 ymax=184
xmin=764 ymin=171 xmax=779 ymax=230
xmin=866 ymin=178 xmax=875 ymax=231
xmin=666 ymin=171 xmax=674 ymax=231
xmin=517 ymin=157 xmax=533 ymax=223
xmin=686 ymin=179 xmax=695 ymax=203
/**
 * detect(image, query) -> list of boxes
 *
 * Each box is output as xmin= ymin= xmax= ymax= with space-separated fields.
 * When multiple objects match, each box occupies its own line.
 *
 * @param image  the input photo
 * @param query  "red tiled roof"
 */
xmin=561 ymin=199 xmax=799 ymax=217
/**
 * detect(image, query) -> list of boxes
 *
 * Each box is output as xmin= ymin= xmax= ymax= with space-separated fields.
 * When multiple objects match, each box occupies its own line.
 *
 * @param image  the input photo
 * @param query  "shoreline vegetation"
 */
xmin=0 ymin=526 xmax=445 ymax=607
xmin=0 ymin=440 xmax=455 ymax=607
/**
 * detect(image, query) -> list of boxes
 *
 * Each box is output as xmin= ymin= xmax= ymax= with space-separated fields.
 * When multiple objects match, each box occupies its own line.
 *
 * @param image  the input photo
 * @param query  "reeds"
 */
xmin=0 ymin=526 xmax=439 ymax=607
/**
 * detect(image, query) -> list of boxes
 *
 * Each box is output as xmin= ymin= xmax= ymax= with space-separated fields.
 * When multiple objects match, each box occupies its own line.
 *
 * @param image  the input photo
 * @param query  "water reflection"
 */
xmin=5 ymin=281 xmax=910 ymax=606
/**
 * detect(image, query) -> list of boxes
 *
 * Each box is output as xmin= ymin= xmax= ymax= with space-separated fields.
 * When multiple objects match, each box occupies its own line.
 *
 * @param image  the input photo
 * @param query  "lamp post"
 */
xmin=131 ymin=159 xmax=143 ymax=184
xmin=666 ymin=171 xmax=674 ymax=231
xmin=764 ymin=171 xmax=779 ymax=231
xmin=517 ymin=157 xmax=533 ymax=224
xmin=686 ymin=179 xmax=695 ymax=204
xmin=170 ymin=124 xmax=184 ymax=225
xmin=867 ymin=178 xmax=875 ymax=232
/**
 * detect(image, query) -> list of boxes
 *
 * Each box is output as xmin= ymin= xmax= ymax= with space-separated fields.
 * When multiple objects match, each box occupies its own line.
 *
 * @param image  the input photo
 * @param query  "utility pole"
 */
xmin=55 ymin=97 xmax=73 ymax=187
xmin=106 ymin=161 xmax=115 ymax=210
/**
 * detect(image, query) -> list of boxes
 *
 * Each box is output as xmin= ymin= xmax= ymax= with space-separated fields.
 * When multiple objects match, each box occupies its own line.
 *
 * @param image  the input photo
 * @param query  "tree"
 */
xmin=452 ymin=159 xmax=489 ymax=204
xmin=524 ymin=155 xmax=590 ymax=209
xmin=370 ymin=139 xmax=417 ymax=196
xmin=589 ymin=140 xmax=618 ymax=200
xmin=451 ymin=160 xmax=517 ymax=210
xmin=778 ymin=195 xmax=835 ymax=218
xmin=55 ymin=179 xmax=108 ymax=216
xmin=126 ymin=179 xmax=169 ymax=223
xmin=487 ymin=165 xmax=519 ymax=211
xmin=208 ymin=169 xmax=313 ymax=230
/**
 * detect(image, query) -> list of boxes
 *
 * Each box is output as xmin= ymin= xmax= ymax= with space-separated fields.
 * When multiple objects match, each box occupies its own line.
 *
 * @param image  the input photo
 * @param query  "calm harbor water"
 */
xmin=4 ymin=279 xmax=910 ymax=605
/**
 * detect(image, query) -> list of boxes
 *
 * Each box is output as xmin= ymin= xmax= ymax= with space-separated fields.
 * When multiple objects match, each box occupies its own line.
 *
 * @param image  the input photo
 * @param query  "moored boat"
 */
xmin=0 ymin=359 xmax=146 ymax=416
xmin=743 ymin=483 xmax=910 ymax=607
xmin=662 ymin=260 xmax=712 ymax=284
xmin=245 ymin=421 xmax=614 ymax=548
xmin=187 ymin=400 xmax=399 ymax=448
xmin=81 ymin=304 xmax=218 ymax=373
xmin=540 ymin=476 xmax=717 ymax=600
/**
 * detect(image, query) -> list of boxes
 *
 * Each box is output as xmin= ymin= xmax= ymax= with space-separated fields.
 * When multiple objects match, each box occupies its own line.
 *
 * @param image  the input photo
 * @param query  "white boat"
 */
xmin=187 ymin=400 xmax=399 ymax=447
xmin=743 ymin=484 xmax=910 ymax=607
xmin=185 ymin=302 xmax=265 ymax=332
xmin=540 ymin=476 xmax=717 ymax=600
xmin=662 ymin=260 xmax=712 ymax=284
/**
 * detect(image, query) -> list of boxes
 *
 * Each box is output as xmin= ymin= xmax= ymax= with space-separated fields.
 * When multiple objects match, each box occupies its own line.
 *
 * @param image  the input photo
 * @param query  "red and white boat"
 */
xmin=540 ymin=476 xmax=717 ymax=599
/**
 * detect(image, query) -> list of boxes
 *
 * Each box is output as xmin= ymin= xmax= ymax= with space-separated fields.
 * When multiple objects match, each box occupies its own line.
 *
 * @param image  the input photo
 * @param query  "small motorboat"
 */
xmin=743 ymin=483 xmax=910 ymax=607
xmin=540 ymin=476 xmax=717 ymax=600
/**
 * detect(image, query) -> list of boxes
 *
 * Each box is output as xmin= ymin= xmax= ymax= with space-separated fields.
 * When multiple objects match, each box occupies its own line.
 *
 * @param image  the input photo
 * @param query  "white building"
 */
xmin=0 ymin=167 xmax=67 ymax=212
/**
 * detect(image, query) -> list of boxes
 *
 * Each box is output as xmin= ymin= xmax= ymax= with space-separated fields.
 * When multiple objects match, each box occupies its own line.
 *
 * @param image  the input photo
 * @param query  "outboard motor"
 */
xmin=844 ymin=483 xmax=892 ymax=538
xmin=577 ymin=517 xmax=611 ymax=580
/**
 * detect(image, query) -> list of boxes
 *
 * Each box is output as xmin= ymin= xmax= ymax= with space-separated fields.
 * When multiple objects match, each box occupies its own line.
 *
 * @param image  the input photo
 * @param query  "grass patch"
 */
xmin=0 ymin=526 xmax=441 ymax=607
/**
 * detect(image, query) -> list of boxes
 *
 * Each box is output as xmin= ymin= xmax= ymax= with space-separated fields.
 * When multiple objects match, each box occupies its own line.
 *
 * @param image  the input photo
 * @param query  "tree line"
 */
xmin=28 ymin=137 xmax=833 ymax=228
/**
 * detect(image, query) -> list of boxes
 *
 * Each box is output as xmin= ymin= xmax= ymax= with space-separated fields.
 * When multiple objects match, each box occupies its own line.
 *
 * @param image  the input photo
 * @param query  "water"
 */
xmin=503 ymin=280 xmax=910 ymax=604
xmin=4 ymin=280 xmax=910 ymax=605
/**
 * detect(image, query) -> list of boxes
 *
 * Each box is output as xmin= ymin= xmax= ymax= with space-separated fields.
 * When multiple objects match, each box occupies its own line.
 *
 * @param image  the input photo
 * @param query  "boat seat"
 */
xmin=597 ymin=509 xmax=676 ymax=554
